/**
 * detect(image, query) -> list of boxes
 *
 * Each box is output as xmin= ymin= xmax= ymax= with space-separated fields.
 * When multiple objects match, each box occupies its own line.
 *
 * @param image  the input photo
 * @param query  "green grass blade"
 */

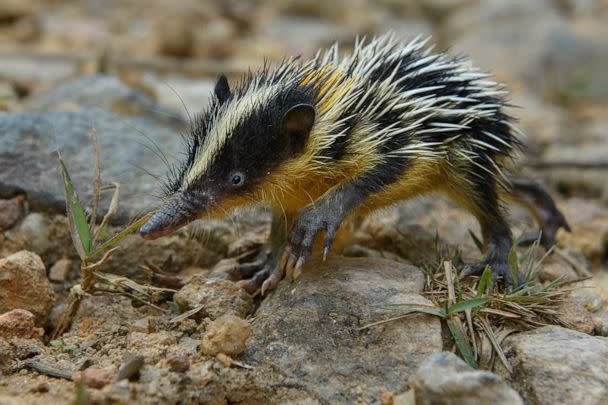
xmin=448 ymin=298 xmax=489 ymax=315
xmin=477 ymin=266 xmax=493 ymax=298
xmin=539 ymin=276 xmax=565 ymax=292
xmin=87 ymin=211 xmax=154 ymax=260
xmin=58 ymin=152 xmax=92 ymax=259
xmin=75 ymin=379 xmax=87 ymax=405
xmin=447 ymin=318 xmax=477 ymax=368
xmin=508 ymin=244 xmax=520 ymax=286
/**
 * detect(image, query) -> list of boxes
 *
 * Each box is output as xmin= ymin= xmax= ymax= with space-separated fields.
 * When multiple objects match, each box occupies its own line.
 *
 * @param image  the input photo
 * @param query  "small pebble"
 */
xmin=0 ymin=197 xmax=23 ymax=231
xmin=0 ymin=309 xmax=43 ymax=339
xmin=167 ymin=353 xmax=190 ymax=373
xmin=201 ymin=314 xmax=251 ymax=356
xmin=48 ymin=258 xmax=72 ymax=283
xmin=31 ymin=381 xmax=50 ymax=393
xmin=0 ymin=250 xmax=54 ymax=325
xmin=216 ymin=353 xmax=233 ymax=368
xmin=116 ymin=354 xmax=145 ymax=381
xmin=174 ymin=277 xmax=253 ymax=320
xmin=72 ymin=367 xmax=115 ymax=389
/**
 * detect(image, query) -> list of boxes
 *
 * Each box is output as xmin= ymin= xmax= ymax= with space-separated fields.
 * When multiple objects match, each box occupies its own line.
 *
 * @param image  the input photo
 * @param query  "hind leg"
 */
xmin=504 ymin=177 xmax=570 ymax=249
xmin=445 ymin=176 xmax=520 ymax=288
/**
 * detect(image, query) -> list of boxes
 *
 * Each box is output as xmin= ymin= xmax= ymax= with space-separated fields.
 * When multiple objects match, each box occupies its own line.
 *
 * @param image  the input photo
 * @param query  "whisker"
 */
xmin=140 ymin=105 xmax=188 ymax=125
xmin=163 ymin=81 xmax=194 ymax=128
xmin=121 ymin=120 xmax=174 ymax=165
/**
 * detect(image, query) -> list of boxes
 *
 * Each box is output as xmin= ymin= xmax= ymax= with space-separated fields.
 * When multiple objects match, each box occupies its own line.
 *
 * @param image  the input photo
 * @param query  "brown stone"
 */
xmin=0 ymin=309 xmax=43 ymax=339
xmin=201 ymin=314 xmax=251 ymax=357
xmin=0 ymin=251 xmax=54 ymax=325
xmin=0 ymin=198 xmax=22 ymax=231
xmin=174 ymin=277 xmax=253 ymax=320
xmin=48 ymin=258 xmax=72 ymax=283
xmin=72 ymin=367 xmax=115 ymax=389
xmin=557 ymin=301 xmax=596 ymax=335
xmin=167 ymin=353 xmax=190 ymax=373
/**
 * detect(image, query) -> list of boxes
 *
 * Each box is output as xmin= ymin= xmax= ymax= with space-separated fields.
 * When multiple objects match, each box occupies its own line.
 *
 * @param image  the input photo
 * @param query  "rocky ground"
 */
xmin=1 ymin=0 xmax=608 ymax=404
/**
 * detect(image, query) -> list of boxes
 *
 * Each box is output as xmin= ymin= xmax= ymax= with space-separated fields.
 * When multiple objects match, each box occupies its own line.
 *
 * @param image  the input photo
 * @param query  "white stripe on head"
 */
xmin=183 ymin=83 xmax=282 ymax=187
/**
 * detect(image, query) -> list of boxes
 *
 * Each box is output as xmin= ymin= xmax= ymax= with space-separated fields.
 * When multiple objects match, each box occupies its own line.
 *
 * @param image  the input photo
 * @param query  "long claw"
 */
xmin=280 ymin=250 xmax=290 ymax=274
xmin=224 ymin=259 xmax=267 ymax=279
xmin=236 ymin=279 xmax=257 ymax=295
xmin=213 ymin=258 xmax=239 ymax=275
xmin=285 ymin=254 xmax=297 ymax=281
xmin=260 ymin=279 xmax=270 ymax=296
xmin=288 ymin=254 xmax=297 ymax=273
xmin=293 ymin=257 xmax=305 ymax=280
xmin=460 ymin=260 xmax=523 ymax=290
xmin=261 ymin=271 xmax=281 ymax=296
xmin=508 ymin=177 xmax=571 ymax=250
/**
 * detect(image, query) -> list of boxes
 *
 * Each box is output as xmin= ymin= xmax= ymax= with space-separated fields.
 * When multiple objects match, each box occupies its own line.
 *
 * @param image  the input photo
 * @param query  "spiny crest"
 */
xmin=163 ymin=32 xmax=523 ymax=198
xmin=320 ymin=33 xmax=522 ymax=186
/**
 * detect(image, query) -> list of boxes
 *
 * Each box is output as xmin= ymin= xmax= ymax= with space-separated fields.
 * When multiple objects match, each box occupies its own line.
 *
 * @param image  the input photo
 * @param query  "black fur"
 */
xmin=171 ymin=76 xmax=316 ymax=202
xmin=214 ymin=74 xmax=231 ymax=104
xmin=317 ymin=45 xmax=522 ymax=193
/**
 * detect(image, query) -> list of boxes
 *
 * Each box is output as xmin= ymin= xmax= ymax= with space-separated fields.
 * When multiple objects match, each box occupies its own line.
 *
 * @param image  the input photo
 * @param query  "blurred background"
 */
xmin=2 ymin=0 xmax=608 ymax=123
xmin=0 ymin=0 xmax=607 ymax=270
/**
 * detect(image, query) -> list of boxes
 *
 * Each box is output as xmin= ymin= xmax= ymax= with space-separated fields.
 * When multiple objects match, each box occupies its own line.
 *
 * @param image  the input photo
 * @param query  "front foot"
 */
xmin=461 ymin=258 xmax=523 ymax=290
xmin=282 ymin=204 xmax=342 ymax=281
xmin=215 ymin=248 xmax=282 ymax=296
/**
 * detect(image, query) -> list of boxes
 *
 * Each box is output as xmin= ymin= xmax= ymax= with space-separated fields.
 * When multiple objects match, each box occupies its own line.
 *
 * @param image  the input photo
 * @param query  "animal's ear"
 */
xmin=214 ymin=73 xmax=231 ymax=103
xmin=281 ymin=104 xmax=315 ymax=148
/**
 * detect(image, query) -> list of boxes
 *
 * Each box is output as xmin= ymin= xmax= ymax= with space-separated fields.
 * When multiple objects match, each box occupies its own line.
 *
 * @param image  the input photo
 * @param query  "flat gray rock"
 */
xmin=410 ymin=352 xmax=523 ymax=405
xmin=0 ymin=109 xmax=184 ymax=223
xmin=244 ymin=256 xmax=442 ymax=404
xmin=27 ymin=75 xmax=186 ymax=128
xmin=496 ymin=325 xmax=608 ymax=405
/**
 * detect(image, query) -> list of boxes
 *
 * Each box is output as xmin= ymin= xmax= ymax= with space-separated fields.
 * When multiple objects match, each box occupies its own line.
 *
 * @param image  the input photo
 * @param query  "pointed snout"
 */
xmin=140 ymin=190 xmax=203 ymax=240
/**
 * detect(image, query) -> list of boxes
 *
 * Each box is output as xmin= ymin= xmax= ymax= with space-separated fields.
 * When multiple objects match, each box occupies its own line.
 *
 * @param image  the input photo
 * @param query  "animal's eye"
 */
xmin=230 ymin=172 xmax=245 ymax=187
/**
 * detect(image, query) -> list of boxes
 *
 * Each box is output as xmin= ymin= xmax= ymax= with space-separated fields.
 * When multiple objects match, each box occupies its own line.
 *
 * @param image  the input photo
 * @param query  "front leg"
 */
xmin=282 ymin=182 xmax=370 ymax=280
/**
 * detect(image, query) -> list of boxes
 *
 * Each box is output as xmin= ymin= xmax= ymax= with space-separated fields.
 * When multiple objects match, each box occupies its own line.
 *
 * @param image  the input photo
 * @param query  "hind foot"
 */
xmin=509 ymin=178 xmax=571 ymax=250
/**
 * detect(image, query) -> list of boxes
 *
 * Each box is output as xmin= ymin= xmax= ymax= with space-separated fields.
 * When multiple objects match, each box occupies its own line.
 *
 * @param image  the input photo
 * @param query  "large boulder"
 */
xmin=0 ymin=109 xmax=182 ymax=223
xmin=244 ymin=256 xmax=443 ymax=403
xmin=26 ymin=75 xmax=184 ymax=128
